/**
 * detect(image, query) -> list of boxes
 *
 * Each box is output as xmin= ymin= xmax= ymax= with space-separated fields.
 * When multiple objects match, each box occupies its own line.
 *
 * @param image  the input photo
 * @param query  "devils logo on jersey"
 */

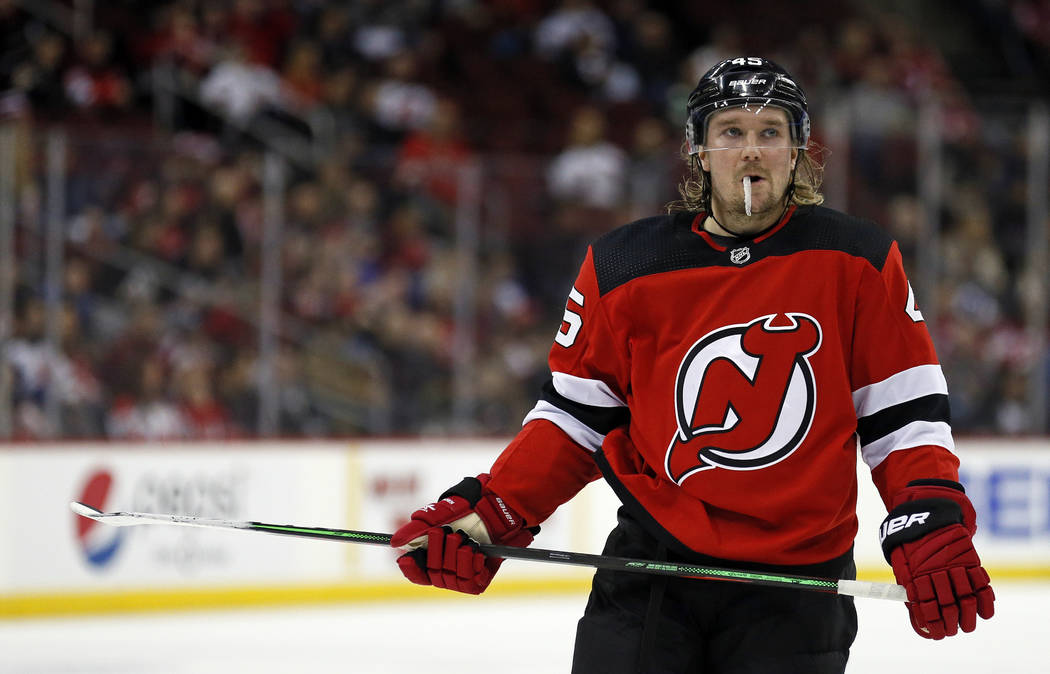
xmin=665 ymin=313 xmax=822 ymax=484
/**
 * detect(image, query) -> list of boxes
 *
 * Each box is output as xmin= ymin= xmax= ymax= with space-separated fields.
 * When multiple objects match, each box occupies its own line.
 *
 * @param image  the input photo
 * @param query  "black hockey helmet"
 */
xmin=685 ymin=57 xmax=810 ymax=155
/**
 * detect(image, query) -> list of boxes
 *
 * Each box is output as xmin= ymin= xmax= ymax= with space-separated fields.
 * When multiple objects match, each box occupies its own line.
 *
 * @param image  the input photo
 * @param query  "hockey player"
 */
xmin=391 ymin=57 xmax=995 ymax=673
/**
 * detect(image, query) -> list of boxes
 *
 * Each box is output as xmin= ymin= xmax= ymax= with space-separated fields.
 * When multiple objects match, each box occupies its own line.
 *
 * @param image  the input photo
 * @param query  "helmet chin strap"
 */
xmin=707 ymin=211 xmax=783 ymax=240
xmin=707 ymin=212 xmax=740 ymax=237
xmin=703 ymin=159 xmax=800 ymax=240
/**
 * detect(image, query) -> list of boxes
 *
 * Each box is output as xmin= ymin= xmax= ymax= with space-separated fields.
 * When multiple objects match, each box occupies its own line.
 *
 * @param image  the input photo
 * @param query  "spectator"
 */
xmin=320 ymin=64 xmax=365 ymax=145
xmin=106 ymin=354 xmax=187 ymax=440
xmin=564 ymin=30 xmax=641 ymax=102
xmin=226 ymin=0 xmax=298 ymax=69
xmin=178 ymin=363 xmax=239 ymax=439
xmin=393 ymin=96 xmax=475 ymax=208
xmin=843 ymin=56 xmax=914 ymax=189
xmin=833 ymin=18 xmax=878 ymax=86
xmin=314 ymin=5 xmax=356 ymax=68
xmin=685 ymin=23 xmax=741 ymax=84
xmin=348 ymin=0 xmax=414 ymax=63
xmin=63 ymin=30 xmax=132 ymax=114
xmin=534 ymin=0 xmax=617 ymax=62
xmin=4 ymin=294 xmax=102 ymax=438
xmin=146 ymin=5 xmax=217 ymax=77
xmin=63 ymin=255 xmax=101 ymax=338
xmin=624 ymin=10 xmax=678 ymax=106
xmin=199 ymin=43 xmax=283 ymax=126
xmin=10 ymin=30 xmax=67 ymax=113
xmin=99 ymin=303 xmax=166 ymax=400
xmin=383 ymin=202 xmax=434 ymax=273
xmin=625 ymin=115 xmax=676 ymax=219
xmin=280 ymin=40 xmax=325 ymax=111
xmin=993 ymin=365 xmax=1033 ymax=433
xmin=184 ymin=219 xmax=232 ymax=279
xmin=362 ymin=50 xmax=437 ymax=140
xmin=547 ymin=105 xmax=627 ymax=210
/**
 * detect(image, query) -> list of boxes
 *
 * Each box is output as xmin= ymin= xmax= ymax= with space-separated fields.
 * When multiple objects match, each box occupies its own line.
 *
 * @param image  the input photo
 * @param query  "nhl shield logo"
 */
xmin=729 ymin=247 xmax=751 ymax=265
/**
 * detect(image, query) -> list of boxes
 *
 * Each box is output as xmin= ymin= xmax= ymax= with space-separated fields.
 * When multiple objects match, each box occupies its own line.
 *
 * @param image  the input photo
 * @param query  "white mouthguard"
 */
xmin=743 ymin=176 xmax=752 ymax=216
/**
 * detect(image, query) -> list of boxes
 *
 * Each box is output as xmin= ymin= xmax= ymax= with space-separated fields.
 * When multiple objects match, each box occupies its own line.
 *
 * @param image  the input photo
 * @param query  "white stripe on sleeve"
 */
xmin=852 ymin=364 xmax=948 ymax=419
xmin=551 ymin=371 xmax=627 ymax=408
xmin=859 ymin=420 xmax=955 ymax=470
xmin=523 ymin=400 xmax=605 ymax=453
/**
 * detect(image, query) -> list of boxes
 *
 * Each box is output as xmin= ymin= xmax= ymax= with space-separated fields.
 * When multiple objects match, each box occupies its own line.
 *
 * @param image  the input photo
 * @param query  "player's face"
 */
xmin=698 ymin=107 xmax=799 ymax=230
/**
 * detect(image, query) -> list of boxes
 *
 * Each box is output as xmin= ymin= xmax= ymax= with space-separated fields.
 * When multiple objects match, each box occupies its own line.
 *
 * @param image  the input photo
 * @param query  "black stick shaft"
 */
xmin=71 ymin=503 xmax=902 ymax=600
xmin=246 ymin=522 xmax=840 ymax=594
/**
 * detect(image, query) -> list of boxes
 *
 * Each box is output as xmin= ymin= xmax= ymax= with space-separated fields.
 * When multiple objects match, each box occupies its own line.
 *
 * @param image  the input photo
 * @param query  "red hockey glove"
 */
xmin=880 ymin=479 xmax=995 ymax=640
xmin=390 ymin=474 xmax=536 ymax=595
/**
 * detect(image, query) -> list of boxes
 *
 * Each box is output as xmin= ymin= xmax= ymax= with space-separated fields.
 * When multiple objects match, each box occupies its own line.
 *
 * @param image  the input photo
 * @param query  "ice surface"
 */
xmin=1 ymin=582 xmax=1044 ymax=673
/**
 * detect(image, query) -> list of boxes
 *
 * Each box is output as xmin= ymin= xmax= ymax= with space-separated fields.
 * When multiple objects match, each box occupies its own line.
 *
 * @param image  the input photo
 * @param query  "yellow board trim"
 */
xmin=0 ymin=577 xmax=593 ymax=620
xmin=856 ymin=564 xmax=1050 ymax=583
xmin=4 ymin=565 xmax=1047 ymax=620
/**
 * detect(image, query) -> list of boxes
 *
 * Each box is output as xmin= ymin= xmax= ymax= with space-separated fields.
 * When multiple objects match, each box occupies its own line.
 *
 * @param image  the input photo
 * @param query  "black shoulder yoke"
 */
xmin=790 ymin=206 xmax=894 ymax=271
xmin=591 ymin=206 xmax=894 ymax=296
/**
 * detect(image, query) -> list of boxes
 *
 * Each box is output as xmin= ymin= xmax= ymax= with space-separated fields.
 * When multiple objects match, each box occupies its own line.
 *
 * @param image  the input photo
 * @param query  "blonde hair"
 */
xmin=667 ymin=142 xmax=826 ymax=214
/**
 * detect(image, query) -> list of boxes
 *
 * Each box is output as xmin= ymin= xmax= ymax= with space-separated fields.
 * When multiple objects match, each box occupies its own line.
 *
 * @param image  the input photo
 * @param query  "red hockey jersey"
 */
xmin=488 ymin=205 xmax=960 ymax=565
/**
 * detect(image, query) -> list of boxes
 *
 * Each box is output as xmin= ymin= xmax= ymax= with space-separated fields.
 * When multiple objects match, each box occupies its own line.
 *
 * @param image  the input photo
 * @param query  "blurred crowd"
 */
xmin=1 ymin=0 xmax=1048 ymax=440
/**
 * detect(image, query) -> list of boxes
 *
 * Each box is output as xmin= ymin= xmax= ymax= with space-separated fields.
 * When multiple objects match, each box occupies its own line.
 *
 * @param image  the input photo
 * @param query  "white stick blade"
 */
xmin=71 ymin=501 xmax=253 ymax=530
xmin=70 ymin=501 xmax=104 ymax=519
xmin=69 ymin=501 xmax=150 ymax=527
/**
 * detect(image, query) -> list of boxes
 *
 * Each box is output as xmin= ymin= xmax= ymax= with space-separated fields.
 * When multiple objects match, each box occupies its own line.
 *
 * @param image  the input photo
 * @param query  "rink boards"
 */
xmin=1 ymin=438 xmax=1047 ymax=617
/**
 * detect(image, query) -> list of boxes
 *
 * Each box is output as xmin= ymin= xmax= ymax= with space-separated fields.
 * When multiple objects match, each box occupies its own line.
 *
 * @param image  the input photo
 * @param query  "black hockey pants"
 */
xmin=571 ymin=508 xmax=858 ymax=674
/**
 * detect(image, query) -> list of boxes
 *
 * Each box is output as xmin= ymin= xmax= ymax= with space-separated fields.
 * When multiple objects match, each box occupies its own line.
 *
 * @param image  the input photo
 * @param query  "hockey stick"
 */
xmin=69 ymin=501 xmax=906 ymax=602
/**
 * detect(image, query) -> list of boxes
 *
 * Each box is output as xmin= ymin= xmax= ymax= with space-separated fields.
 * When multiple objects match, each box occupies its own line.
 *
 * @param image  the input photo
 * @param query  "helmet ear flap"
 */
xmin=797 ymin=111 xmax=811 ymax=148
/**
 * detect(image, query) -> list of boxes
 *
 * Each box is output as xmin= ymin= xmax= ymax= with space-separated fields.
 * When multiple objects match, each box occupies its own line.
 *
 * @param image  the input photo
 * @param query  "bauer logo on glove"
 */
xmin=878 ymin=510 xmax=931 ymax=545
xmin=879 ymin=479 xmax=995 ymax=640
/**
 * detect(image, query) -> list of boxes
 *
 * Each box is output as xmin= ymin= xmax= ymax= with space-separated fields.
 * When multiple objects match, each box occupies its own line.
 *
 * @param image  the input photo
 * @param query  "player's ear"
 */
xmin=789 ymin=148 xmax=798 ymax=171
xmin=698 ymin=150 xmax=710 ymax=173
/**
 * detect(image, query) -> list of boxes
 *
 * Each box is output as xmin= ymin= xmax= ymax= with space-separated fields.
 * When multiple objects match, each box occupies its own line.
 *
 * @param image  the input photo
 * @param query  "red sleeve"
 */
xmin=852 ymin=242 xmax=959 ymax=506
xmin=547 ymin=246 xmax=630 ymax=402
xmin=851 ymin=242 xmax=939 ymax=391
xmin=870 ymin=445 xmax=960 ymax=508
xmin=487 ymin=246 xmax=626 ymax=525
xmin=488 ymin=419 xmax=601 ymax=526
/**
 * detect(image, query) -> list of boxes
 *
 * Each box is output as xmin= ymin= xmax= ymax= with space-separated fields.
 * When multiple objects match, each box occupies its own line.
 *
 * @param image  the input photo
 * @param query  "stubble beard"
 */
xmin=712 ymin=179 xmax=786 ymax=234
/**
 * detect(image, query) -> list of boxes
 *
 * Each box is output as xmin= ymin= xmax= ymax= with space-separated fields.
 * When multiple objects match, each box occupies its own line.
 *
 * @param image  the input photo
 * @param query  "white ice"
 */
xmin=1 ymin=582 xmax=1044 ymax=673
